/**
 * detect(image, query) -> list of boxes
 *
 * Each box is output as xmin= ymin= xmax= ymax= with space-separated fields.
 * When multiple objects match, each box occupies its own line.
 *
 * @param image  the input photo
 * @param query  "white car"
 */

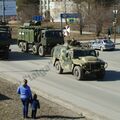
xmin=91 ymin=38 xmax=115 ymax=51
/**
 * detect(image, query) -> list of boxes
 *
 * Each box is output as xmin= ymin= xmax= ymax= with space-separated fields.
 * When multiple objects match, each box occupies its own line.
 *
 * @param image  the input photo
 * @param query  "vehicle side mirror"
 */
xmin=96 ymin=51 xmax=99 ymax=57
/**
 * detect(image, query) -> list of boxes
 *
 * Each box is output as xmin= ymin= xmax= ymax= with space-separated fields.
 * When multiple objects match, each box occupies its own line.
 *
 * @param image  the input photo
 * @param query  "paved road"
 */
xmin=0 ymin=44 xmax=120 ymax=120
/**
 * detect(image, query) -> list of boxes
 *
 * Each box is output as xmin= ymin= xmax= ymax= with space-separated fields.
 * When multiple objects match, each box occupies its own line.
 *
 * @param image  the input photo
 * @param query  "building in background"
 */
xmin=39 ymin=0 xmax=50 ymax=20
xmin=39 ymin=0 xmax=77 ymax=22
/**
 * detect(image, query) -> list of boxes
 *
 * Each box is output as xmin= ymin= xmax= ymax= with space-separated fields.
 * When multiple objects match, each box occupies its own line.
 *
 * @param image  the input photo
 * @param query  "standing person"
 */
xmin=31 ymin=94 xmax=40 ymax=119
xmin=108 ymin=28 xmax=111 ymax=39
xmin=17 ymin=79 xmax=32 ymax=118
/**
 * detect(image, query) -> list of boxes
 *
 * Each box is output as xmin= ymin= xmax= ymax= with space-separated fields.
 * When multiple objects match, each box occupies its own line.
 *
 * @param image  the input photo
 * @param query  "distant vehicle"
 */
xmin=17 ymin=22 xmax=64 ymax=56
xmin=90 ymin=38 xmax=115 ymax=51
xmin=52 ymin=44 xmax=108 ymax=80
xmin=0 ymin=25 xmax=11 ymax=59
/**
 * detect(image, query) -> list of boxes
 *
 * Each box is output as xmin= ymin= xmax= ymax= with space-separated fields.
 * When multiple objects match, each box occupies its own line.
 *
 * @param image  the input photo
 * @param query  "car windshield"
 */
xmin=45 ymin=31 xmax=63 ymax=38
xmin=103 ymin=39 xmax=113 ymax=43
xmin=0 ymin=27 xmax=11 ymax=32
xmin=73 ymin=50 xmax=96 ymax=58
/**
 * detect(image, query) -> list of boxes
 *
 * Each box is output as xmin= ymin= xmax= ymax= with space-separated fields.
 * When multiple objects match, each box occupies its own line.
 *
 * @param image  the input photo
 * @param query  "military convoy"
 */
xmin=51 ymin=43 xmax=108 ymax=80
xmin=0 ymin=24 xmax=11 ymax=59
xmin=17 ymin=23 xmax=64 ymax=56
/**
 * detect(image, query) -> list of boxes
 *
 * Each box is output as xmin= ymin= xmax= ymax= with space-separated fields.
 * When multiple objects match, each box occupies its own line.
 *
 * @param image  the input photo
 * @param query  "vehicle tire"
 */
xmin=32 ymin=45 xmax=38 ymax=55
xmin=18 ymin=42 xmax=23 ymax=49
xmin=55 ymin=61 xmax=63 ymax=74
xmin=37 ymin=34 xmax=41 ymax=42
xmin=38 ymin=46 xmax=45 ymax=56
xmin=73 ymin=66 xmax=84 ymax=80
xmin=22 ymin=42 xmax=28 ymax=52
xmin=96 ymin=69 xmax=105 ymax=80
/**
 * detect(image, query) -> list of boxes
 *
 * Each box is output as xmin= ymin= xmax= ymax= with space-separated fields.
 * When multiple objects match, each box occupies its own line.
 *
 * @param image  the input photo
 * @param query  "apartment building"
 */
xmin=39 ymin=0 xmax=77 ymax=22
xmin=39 ymin=0 xmax=50 ymax=15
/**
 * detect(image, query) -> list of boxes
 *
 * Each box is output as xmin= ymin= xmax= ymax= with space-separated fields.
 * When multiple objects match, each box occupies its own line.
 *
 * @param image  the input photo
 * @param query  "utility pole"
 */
xmin=64 ymin=0 xmax=67 ymax=24
xmin=113 ymin=5 xmax=118 ymax=44
xmin=64 ymin=0 xmax=66 ymax=13
xmin=2 ymin=0 xmax=5 ymax=22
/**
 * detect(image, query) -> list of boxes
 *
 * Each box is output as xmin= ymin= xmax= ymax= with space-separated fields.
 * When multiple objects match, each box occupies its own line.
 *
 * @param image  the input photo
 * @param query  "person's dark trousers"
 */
xmin=21 ymin=98 xmax=29 ymax=118
xmin=32 ymin=109 xmax=37 ymax=119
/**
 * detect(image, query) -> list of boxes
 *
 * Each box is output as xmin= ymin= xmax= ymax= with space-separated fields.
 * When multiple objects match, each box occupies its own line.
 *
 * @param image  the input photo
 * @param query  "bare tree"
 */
xmin=72 ymin=0 xmax=117 ymax=36
xmin=17 ymin=0 xmax=39 ymax=22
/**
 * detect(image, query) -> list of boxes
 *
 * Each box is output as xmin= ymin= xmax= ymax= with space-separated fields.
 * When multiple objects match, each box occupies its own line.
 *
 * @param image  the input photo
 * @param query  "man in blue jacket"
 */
xmin=17 ymin=79 xmax=32 ymax=118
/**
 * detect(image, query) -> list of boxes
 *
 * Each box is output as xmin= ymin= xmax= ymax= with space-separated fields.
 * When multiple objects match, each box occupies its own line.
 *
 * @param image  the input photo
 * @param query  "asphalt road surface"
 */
xmin=0 ymin=44 xmax=120 ymax=120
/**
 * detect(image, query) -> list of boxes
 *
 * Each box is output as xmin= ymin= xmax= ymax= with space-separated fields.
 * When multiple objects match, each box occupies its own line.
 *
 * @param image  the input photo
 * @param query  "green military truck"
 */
xmin=17 ymin=24 xmax=64 ymax=56
xmin=0 ymin=25 xmax=11 ymax=59
xmin=52 ymin=44 xmax=108 ymax=80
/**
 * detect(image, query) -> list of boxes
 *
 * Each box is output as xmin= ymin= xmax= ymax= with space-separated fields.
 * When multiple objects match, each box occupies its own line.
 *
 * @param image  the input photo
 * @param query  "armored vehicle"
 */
xmin=52 ymin=44 xmax=108 ymax=80
xmin=0 ymin=25 xmax=11 ymax=59
xmin=17 ymin=24 xmax=64 ymax=56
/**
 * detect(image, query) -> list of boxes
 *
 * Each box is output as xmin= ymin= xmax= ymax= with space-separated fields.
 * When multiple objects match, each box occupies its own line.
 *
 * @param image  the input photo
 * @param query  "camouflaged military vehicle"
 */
xmin=0 ymin=24 xmax=11 ymax=59
xmin=52 ymin=44 xmax=108 ymax=80
xmin=17 ymin=22 xmax=64 ymax=56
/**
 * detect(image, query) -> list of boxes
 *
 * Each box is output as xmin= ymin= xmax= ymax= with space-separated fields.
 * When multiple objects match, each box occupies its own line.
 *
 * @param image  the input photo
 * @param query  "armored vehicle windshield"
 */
xmin=73 ymin=49 xmax=97 ymax=58
xmin=0 ymin=26 xmax=12 ymax=39
xmin=45 ymin=30 xmax=63 ymax=38
xmin=0 ymin=26 xmax=11 ymax=32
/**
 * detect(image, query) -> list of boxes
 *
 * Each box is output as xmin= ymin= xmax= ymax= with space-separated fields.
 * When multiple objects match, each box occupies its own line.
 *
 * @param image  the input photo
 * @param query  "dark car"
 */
xmin=90 ymin=38 xmax=115 ymax=51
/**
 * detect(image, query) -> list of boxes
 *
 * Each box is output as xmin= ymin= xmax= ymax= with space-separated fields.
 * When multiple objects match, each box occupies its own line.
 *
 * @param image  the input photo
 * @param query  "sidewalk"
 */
xmin=111 ymin=38 xmax=120 ymax=44
xmin=0 ymin=78 xmax=86 ymax=120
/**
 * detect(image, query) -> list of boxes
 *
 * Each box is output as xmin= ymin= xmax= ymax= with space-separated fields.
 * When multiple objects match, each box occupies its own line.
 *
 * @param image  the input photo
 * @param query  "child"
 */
xmin=31 ymin=94 xmax=40 ymax=119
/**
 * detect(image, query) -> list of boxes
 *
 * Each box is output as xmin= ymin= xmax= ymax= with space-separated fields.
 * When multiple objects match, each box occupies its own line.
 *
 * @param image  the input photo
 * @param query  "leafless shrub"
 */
xmin=17 ymin=4 xmax=39 ymax=23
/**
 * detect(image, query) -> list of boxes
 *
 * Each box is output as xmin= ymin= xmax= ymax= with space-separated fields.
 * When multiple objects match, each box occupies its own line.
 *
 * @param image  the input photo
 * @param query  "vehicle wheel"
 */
xmin=32 ymin=45 xmax=38 ymax=55
xmin=73 ymin=66 xmax=84 ymax=80
xmin=100 ymin=47 xmax=104 ymax=51
xmin=22 ymin=42 xmax=28 ymax=52
xmin=38 ymin=46 xmax=45 ymax=56
xmin=37 ymin=34 xmax=41 ymax=42
xmin=18 ymin=42 xmax=23 ymax=49
xmin=96 ymin=69 xmax=105 ymax=79
xmin=55 ymin=61 xmax=63 ymax=74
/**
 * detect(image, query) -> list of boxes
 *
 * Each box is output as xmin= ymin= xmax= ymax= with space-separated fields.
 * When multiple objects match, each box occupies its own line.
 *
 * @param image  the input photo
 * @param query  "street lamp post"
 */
xmin=2 ymin=0 xmax=5 ymax=22
xmin=64 ymin=0 xmax=67 ymax=24
xmin=113 ymin=8 xmax=118 ymax=44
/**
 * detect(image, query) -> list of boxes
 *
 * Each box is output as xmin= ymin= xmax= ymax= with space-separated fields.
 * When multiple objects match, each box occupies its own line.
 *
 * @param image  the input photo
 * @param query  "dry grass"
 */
xmin=0 ymin=78 xmax=86 ymax=120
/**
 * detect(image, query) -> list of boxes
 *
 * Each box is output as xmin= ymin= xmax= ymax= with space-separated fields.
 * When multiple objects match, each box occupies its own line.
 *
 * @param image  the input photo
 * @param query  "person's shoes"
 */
xmin=23 ymin=116 xmax=29 ymax=119
xmin=32 ymin=117 xmax=36 ymax=119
